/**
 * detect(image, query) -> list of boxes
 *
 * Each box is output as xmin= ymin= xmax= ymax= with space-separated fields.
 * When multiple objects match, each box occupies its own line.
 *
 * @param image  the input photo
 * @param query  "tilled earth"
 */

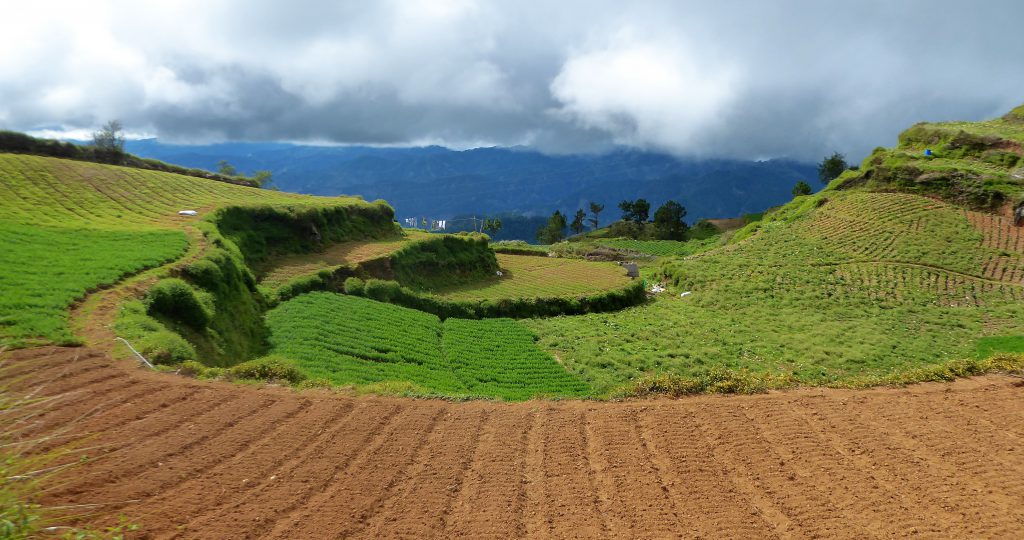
xmin=6 ymin=346 xmax=1024 ymax=539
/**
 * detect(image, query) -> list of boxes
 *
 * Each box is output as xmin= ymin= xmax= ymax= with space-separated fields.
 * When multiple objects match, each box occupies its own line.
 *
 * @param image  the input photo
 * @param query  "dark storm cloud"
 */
xmin=1 ymin=0 xmax=1022 ymax=160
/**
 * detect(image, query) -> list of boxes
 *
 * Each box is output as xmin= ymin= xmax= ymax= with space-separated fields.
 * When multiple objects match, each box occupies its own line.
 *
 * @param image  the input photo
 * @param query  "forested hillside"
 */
xmin=126 ymin=140 xmax=817 ymax=228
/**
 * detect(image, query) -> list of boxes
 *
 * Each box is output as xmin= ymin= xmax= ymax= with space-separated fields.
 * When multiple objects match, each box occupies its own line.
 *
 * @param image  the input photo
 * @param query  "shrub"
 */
xmin=177 ymin=360 xmax=219 ymax=378
xmin=137 ymin=330 xmax=197 ymax=365
xmin=363 ymin=279 xmax=401 ymax=302
xmin=228 ymin=356 xmax=307 ymax=384
xmin=274 ymin=270 xmax=332 ymax=303
xmin=182 ymin=258 xmax=224 ymax=291
xmin=343 ymin=276 xmax=366 ymax=296
xmin=144 ymin=278 xmax=214 ymax=329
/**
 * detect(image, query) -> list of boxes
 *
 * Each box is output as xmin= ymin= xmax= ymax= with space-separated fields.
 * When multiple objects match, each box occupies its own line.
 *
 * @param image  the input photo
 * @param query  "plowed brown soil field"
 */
xmin=7 ymin=346 xmax=1024 ymax=539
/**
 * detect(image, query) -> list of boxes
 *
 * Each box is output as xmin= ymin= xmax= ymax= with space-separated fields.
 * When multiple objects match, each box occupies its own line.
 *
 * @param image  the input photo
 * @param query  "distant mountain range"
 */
xmin=126 ymin=139 xmax=817 ymax=239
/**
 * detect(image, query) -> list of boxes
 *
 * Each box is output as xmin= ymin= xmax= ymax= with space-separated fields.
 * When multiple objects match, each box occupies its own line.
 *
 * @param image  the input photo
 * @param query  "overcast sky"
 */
xmin=2 ymin=0 xmax=1022 ymax=161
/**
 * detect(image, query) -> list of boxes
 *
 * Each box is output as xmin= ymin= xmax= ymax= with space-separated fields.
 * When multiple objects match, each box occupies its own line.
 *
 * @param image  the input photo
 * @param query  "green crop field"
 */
xmin=429 ymin=253 xmax=630 ymax=301
xmin=525 ymin=190 xmax=1024 ymax=393
xmin=0 ymin=154 xmax=342 ymax=228
xmin=0 ymin=153 xmax=353 ymax=346
xmin=265 ymin=292 xmax=588 ymax=400
xmin=0 ymin=221 xmax=187 ymax=345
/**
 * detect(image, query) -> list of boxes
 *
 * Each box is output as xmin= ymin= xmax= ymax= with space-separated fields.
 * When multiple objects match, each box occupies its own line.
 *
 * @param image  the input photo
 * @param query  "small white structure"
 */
xmin=178 ymin=210 xmax=199 ymax=216
xmin=680 ymin=291 xmax=692 ymax=298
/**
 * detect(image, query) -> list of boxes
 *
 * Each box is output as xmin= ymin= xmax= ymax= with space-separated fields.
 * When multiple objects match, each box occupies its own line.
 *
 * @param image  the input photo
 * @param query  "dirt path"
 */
xmin=5 ymin=346 xmax=1024 ymax=539
xmin=69 ymin=226 xmax=209 ymax=350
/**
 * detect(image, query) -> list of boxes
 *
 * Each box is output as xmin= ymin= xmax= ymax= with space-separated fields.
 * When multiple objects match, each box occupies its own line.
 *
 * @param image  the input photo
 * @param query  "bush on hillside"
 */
xmin=114 ymin=300 xmax=197 ymax=365
xmin=144 ymin=278 xmax=214 ymax=329
xmin=272 ymin=270 xmax=334 ymax=304
xmin=177 ymin=360 xmax=224 ymax=378
xmin=343 ymin=276 xmax=366 ymax=295
xmin=363 ymin=279 xmax=402 ymax=302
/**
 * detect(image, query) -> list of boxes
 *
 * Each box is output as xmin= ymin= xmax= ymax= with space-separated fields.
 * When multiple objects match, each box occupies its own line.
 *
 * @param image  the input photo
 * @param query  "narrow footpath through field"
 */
xmin=6 ymin=346 xmax=1024 ymax=539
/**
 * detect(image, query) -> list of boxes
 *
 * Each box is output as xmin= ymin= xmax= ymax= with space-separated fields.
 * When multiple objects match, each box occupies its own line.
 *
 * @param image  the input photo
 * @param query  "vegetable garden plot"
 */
xmin=791 ymin=192 xmax=994 ymax=275
xmin=0 ymin=220 xmax=187 ymax=345
xmin=266 ymin=293 xmax=589 ymax=400
xmin=442 ymin=318 xmax=589 ymax=400
xmin=0 ymin=154 xmax=354 ymax=229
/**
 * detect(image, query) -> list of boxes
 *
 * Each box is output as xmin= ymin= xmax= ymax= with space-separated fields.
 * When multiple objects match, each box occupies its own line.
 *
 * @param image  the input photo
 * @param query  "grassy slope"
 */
xmin=0 ymin=153 xmax=366 ymax=347
xmin=257 ymin=229 xmax=431 ymax=288
xmin=595 ymin=237 xmax=721 ymax=257
xmin=265 ymin=292 xmax=588 ymax=400
xmin=847 ymin=112 xmax=1024 ymax=209
xmin=526 ymin=189 xmax=1024 ymax=394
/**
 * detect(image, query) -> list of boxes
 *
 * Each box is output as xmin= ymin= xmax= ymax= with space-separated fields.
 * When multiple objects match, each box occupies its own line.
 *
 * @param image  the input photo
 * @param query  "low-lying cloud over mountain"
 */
xmin=3 ymin=1 xmax=1023 ymax=161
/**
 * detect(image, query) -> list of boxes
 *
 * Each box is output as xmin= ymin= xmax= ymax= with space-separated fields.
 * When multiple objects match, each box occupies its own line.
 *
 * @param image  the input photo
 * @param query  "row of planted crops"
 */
xmin=265 ymin=292 xmax=590 ymax=400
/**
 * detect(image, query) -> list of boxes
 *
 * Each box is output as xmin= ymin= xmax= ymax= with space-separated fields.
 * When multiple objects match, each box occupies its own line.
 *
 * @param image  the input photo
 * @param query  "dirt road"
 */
xmin=6 ymin=346 xmax=1024 ymax=539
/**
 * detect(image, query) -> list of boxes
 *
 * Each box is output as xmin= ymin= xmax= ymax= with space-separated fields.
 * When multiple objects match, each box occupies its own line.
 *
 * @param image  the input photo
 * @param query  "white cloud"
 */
xmin=551 ymin=31 xmax=738 ymax=153
xmin=1 ymin=0 xmax=1023 ymax=160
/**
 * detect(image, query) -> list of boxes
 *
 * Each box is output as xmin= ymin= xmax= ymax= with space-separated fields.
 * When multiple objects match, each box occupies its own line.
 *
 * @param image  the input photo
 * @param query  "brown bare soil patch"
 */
xmin=706 ymin=217 xmax=746 ymax=231
xmin=6 ymin=346 xmax=1024 ymax=538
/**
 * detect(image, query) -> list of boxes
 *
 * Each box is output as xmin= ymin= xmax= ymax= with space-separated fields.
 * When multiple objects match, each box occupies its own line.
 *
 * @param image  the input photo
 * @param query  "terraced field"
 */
xmin=527 ymin=191 xmax=1024 ymax=392
xmin=964 ymin=209 xmax=1024 ymax=283
xmin=7 ymin=346 xmax=1024 ymax=539
xmin=431 ymin=253 xmax=630 ymax=301
xmin=258 ymin=230 xmax=431 ymax=287
xmin=0 ymin=153 xmax=363 ymax=347
xmin=0 ymin=222 xmax=187 ymax=345
xmin=266 ymin=293 xmax=588 ymax=400
xmin=0 ymin=154 xmax=331 ymax=228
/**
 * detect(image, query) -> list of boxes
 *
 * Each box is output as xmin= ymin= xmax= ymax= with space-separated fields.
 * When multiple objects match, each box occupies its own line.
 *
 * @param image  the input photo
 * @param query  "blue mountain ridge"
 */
xmin=126 ymin=140 xmax=817 ymax=239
